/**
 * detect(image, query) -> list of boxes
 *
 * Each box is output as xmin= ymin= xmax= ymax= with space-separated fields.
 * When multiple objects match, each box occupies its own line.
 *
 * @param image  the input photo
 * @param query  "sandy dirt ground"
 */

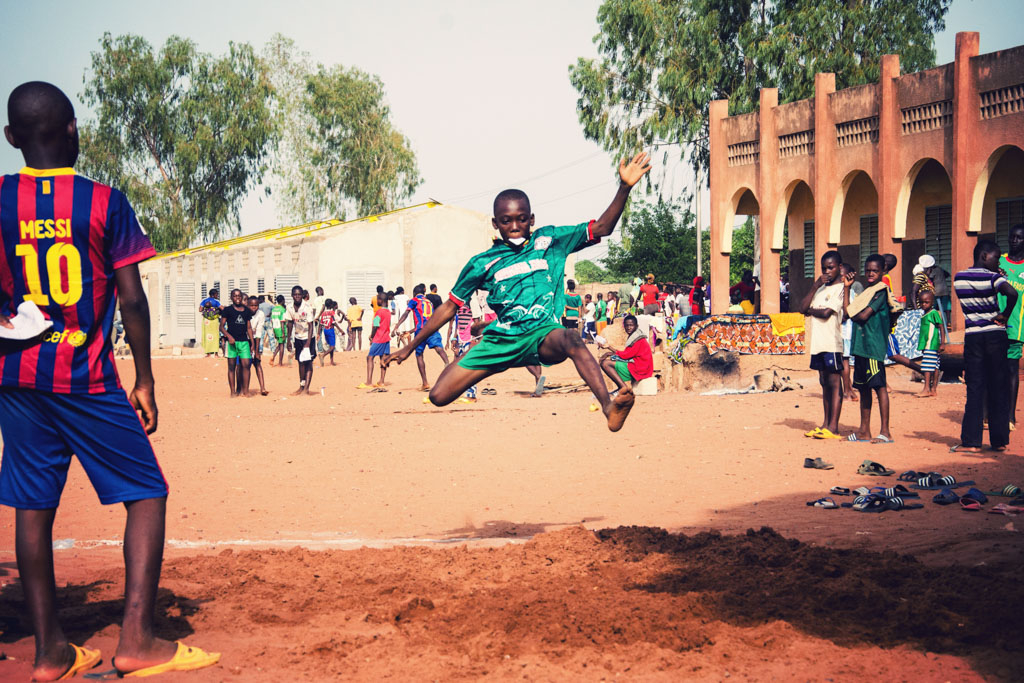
xmin=1 ymin=347 xmax=1022 ymax=681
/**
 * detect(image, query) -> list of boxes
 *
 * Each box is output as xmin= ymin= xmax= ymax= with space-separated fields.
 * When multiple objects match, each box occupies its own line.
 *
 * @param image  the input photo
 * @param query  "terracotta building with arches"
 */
xmin=708 ymin=32 xmax=1024 ymax=329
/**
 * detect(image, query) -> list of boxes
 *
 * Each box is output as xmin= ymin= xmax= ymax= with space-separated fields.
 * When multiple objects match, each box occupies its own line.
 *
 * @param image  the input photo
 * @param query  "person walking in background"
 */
xmin=951 ymin=240 xmax=1017 ymax=453
xmin=346 ymin=297 xmax=364 ymax=351
xmin=563 ymin=279 xmax=582 ymax=330
xmin=199 ymin=288 xmax=222 ymax=356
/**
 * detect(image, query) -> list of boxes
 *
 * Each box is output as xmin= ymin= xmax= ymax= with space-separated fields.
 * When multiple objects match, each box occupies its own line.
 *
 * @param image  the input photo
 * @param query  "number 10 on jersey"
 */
xmin=15 ymin=242 xmax=83 ymax=306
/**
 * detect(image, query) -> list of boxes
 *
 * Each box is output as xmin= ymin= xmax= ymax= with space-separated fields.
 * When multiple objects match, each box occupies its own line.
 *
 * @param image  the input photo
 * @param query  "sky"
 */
xmin=0 ymin=0 xmax=1018 ymax=265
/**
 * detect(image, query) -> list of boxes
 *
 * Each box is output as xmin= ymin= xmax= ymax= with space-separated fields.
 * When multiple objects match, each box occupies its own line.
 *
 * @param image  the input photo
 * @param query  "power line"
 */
xmin=445 ymin=150 xmax=610 ymax=204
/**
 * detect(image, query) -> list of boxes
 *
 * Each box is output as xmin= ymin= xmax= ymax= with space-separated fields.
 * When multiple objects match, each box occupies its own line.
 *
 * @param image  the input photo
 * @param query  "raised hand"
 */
xmin=619 ymin=151 xmax=652 ymax=187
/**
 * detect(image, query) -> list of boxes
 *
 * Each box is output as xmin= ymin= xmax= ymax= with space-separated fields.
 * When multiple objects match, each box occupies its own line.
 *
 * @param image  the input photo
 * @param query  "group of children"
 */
xmin=802 ymin=237 xmax=1021 ymax=452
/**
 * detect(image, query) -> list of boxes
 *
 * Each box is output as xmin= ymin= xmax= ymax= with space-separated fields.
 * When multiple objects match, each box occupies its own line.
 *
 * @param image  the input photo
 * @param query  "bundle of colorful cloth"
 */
xmin=679 ymin=314 xmax=805 ymax=356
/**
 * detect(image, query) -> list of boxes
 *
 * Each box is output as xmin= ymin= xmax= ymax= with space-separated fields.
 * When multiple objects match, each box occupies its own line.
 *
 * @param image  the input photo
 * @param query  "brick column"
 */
xmin=758 ymin=88 xmax=780 ymax=313
xmin=813 ymin=73 xmax=836 ymax=267
xmin=951 ymin=31 xmax=980 ymax=331
xmin=878 ymin=54 xmax=903 ymax=297
xmin=709 ymin=99 xmax=730 ymax=314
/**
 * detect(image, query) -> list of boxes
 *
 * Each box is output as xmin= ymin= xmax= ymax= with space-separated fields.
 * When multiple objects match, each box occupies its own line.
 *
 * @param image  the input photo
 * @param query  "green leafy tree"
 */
xmin=262 ymin=36 xmax=421 ymax=224
xmin=78 ymin=33 xmax=277 ymax=252
xmin=601 ymin=200 xmax=709 ymax=283
xmin=570 ymin=0 xmax=949 ymax=176
xmin=304 ymin=65 xmax=421 ymax=218
xmin=574 ymin=259 xmax=612 ymax=284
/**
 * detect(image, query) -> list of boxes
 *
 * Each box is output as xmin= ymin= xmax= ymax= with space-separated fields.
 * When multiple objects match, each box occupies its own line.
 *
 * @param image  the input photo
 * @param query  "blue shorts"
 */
xmin=416 ymin=331 xmax=444 ymax=356
xmin=368 ymin=342 xmax=390 ymax=357
xmin=887 ymin=333 xmax=901 ymax=357
xmin=323 ymin=329 xmax=336 ymax=347
xmin=0 ymin=388 xmax=168 ymax=509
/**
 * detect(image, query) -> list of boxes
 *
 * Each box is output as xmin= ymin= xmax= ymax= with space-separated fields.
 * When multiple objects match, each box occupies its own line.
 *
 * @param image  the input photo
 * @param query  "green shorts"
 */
xmin=457 ymin=323 xmax=563 ymax=372
xmin=1009 ymin=340 xmax=1023 ymax=360
xmin=273 ymin=328 xmax=285 ymax=343
xmin=614 ymin=360 xmax=632 ymax=384
xmin=225 ymin=341 xmax=252 ymax=360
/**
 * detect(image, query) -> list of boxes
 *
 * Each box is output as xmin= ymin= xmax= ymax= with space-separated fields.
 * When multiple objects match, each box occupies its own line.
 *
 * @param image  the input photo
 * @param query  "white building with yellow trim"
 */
xmin=139 ymin=202 xmax=496 ymax=348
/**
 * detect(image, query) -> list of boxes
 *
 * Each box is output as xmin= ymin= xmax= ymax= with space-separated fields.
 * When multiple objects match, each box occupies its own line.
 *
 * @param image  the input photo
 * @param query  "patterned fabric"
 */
xmin=685 ymin=314 xmax=804 ymax=355
xmin=887 ymin=308 xmax=924 ymax=363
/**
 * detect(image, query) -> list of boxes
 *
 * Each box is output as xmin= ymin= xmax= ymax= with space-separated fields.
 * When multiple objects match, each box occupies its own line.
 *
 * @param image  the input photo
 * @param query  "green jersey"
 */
xmin=270 ymin=304 xmax=286 ymax=329
xmin=918 ymin=309 xmax=944 ymax=351
xmin=596 ymin=299 xmax=607 ymax=322
xmin=450 ymin=222 xmax=595 ymax=340
xmin=563 ymin=293 xmax=582 ymax=319
xmin=999 ymin=254 xmax=1024 ymax=342
xmin=850 ymin=290 xmax=890 ymax=361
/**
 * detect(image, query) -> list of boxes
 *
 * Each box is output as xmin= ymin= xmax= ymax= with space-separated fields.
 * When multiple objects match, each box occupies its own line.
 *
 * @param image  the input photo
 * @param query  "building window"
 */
xmin=275 ymin=274 xmax=300 ymax=295
xmin=859 ymin=214 xmax=879 ymax=267
xmin=238 ymin=277 xmax=250 ymax=295
xmin=996 ymin=197 xmax=1024 ymax=254
xmin=163 ymin=285 xmax=171 ymax=314
xmin=346 ymin=270 xmax=386 ymax=308
xmin=802 ymin=220 xmax=815 ymax=278
xmin=227 ymin=279 xmax=235 ymax=292
xmin=201 ymin=281 xmax=207 ymax=297
xmin=257 ymin=278 xmax=265 ymax=294
xmin=925 ymin=205 xmax=952 ymax=275
xmin=175 ymin=282 xmax=196 ymax=328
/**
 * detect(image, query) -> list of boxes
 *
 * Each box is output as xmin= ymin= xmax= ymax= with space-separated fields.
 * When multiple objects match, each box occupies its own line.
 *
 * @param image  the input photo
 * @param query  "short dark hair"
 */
xmin=276 ymin=295 xmax=285 ymax=304
xmin=883 ymin=253 xmax=898 ymax=272
xmin=209 ymin=288 xmax=218 ymax=297
xmin=349 ymin=297 xmax=356 ymax=304
xmin=395 ymin=286 xmax=404 ymax=295
xmin=429 ymin=283 xmax=437 ymax=291
xmin=291 ymin=285 xmax=303 ymax=294
xmin=821 ymin=250 xmax=842 ymax=265
xmin=1010 ymin=223 xmax=1024 ymax=237
xmin=974 ymin=239 xmax=1000 ymax=262
xmin=7 ymin=81 xmax=75 ymax=146
xmin=247 ymin=295 xmax=258 ymax=303
xmin=493 ymin=188 xmax=530 ymax=215
xmin=864 ymin=253 xmax=886 ymax=270
xmin=566 ymin=279 xmax=576 ymax=291
xmin=624 ymin=314 xmax=638 ymax=327
xmin=413 ymin=283 xmax=426 ymax=295
xmin=376 ymin=285 xmax=384 ymax=293
xmin=316 ymin=286 xmax=324 ymax=294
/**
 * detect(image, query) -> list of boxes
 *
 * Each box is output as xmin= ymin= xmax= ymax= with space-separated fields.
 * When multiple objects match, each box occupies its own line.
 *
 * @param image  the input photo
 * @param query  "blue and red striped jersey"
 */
xmin=407 ymin=294 xmax=434 ymax=332
xmin=0 ymin=167 xmax=156 ymax=393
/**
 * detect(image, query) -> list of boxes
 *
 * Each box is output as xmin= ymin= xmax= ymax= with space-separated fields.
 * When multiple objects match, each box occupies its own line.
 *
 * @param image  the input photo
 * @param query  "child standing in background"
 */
xmin=915 ymin=290 xmax=944 ymax=398
xmin=839 ymin=263 xmax=863 ymax=402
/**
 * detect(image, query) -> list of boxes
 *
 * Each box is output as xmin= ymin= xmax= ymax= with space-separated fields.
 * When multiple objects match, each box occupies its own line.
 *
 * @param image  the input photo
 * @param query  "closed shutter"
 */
xmin=346 ymin=270 xmax=385 ymax=309
xmin=859 ymin=214 xmax=879 ymax=267
xmin=924 ymin=205 xmax=952 ymax=274
xmin=274 ymin=274 xmax=300 ymax=296
xmin=238 ymin=277 xmax=250 ymax=295
xmin=996 ymin=197 xmax=1024 ymax=253
xmin=163 ymin=284 xmax=171 ymax=314
xmin=257 ymin=278 xmax=265 ymax=294
xmin=175 ymin=282 xmax=196 ymax=328
xmin=803 ymin=220 xmax=815 ymax=278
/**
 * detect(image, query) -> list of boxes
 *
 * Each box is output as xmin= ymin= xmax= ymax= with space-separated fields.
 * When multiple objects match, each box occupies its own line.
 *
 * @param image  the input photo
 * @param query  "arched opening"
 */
xmin=974 ymin=145 xmax=1024 ymax=252
xmin=897 ymin=159 xmax=952 ymax=298
xmin=831 ymin=171 xmax=879 ymax=278
xmin=720 ymin=187 xmax=759 ymax=311
xmin=775 ymin=180 xmax=814 ymax=310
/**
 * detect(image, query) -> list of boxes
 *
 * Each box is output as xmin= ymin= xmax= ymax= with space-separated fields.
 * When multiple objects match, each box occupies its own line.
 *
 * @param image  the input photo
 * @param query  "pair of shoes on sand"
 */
xmin=48 ymin=641 xmax=219 ymax=680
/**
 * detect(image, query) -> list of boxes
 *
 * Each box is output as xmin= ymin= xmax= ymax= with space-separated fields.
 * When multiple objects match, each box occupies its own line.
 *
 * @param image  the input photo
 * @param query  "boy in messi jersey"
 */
xmin=0 ymin=82 xmax=219 ymax=679
xmin=385 ymin=152 xmax=651 ymax=431
xmin=392 ymin=282 xmax=450 ymax=390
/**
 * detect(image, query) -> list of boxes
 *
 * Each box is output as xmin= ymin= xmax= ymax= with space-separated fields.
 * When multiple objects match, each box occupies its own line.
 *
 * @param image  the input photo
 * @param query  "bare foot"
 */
xmin=292 ymin=387 xmax=305 ymax=396
xmin=30 ymin=643 xmax=88 ymax=682
xmin=949 ymin=444 xmax=982 ymax=453
xmin=914 ymin=392 xmax=930 ymax=398
xmin=604 ymin=388 xmax=635 ymax=432
xmin=846 ymin=393 xmax=859 ymax=402
xmin=113 ymin=638 xmax=179 ymax=676
xmin=260 ymin=390 xmax=269 ymax=396
xmin=419 ymin=384 xmax=431 ymax=392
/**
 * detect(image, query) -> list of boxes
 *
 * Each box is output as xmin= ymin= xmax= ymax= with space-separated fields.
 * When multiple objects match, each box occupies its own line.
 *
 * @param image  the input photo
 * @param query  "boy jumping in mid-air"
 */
xmin=0 ymin=81 xmax=218 ymax=679
xmin=384 ymin=152 xmax=651 ymax=431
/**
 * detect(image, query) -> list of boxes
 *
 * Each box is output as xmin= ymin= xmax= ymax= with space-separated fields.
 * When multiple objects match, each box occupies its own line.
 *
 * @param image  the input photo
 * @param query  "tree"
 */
xmin=570 ymin=0 xmax=949 ymax=177
xmin=601 ymin=199 xmax=708 ymax=283
xmin=261 ymin=36 xmax=422 ymax=224
xmin=574 ymin=259 xmax=612 ymax=284
xmin=79 ymin=33 xmax=277 ymax=252
xmin=304 ymin=65 xmax=422 ymax=218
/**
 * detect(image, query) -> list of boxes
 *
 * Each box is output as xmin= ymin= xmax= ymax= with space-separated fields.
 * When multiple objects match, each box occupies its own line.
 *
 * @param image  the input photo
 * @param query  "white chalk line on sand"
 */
xmin=44 ymin=536 xmax=531 ymax=551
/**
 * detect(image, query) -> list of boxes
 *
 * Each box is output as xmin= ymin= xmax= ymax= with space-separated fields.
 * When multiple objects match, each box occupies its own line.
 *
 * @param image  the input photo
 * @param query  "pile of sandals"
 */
xmin=806 ymin=460 xmax=1024 ymax=514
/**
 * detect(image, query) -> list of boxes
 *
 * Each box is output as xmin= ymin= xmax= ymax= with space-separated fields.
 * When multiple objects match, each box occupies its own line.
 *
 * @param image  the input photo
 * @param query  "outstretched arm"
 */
xmin=115 ymin=264 xmax=158 ymax=434
xmin=392 ymin=309 xmax=411 ymax=335
xmin=384 ymin=300 xmax=458 ymax=367
xmin=590 ymin=152 xmax=652 ymax=240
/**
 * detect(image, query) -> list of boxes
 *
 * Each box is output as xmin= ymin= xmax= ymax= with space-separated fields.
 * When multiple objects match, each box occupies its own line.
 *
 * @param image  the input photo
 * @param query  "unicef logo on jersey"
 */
xmin=534 ymin=236 xmax=552 ymax=250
